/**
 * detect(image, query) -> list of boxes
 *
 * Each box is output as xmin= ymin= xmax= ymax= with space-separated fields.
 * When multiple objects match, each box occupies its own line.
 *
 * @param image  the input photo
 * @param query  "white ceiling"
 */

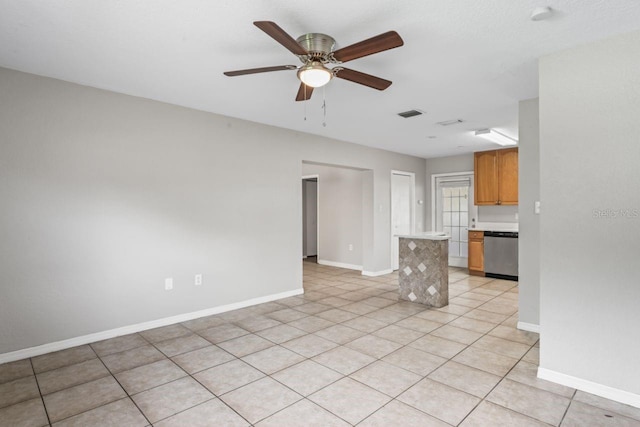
xmin=2 ymin=1 xmax=640 ymax=158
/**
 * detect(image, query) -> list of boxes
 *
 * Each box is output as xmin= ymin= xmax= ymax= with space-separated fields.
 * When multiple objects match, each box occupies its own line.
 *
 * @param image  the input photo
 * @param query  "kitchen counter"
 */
xmin=395 ymin=232 xmax=450 ymax=241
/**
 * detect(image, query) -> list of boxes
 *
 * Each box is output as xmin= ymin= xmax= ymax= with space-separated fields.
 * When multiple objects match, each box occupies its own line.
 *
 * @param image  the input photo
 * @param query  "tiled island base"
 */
xmin=398 ymin=237 xmax=449 ymax=307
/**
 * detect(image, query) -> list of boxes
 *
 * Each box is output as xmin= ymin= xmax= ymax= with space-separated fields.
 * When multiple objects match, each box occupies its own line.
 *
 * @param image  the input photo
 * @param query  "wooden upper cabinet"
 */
xmin=474 ymin=148 xmax=518 ymax=205
xmin=474 ymin=150 xmax=499 ymax=205
xmin=497 ymin=148 xmax=518 ymax=205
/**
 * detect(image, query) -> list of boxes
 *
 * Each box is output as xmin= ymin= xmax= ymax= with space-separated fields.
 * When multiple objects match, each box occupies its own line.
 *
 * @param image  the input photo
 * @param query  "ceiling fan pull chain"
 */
xmin=322 ymin=87 xmax=327 ymax=127
xmin=304 ymin=85 xmax=307 ymax=121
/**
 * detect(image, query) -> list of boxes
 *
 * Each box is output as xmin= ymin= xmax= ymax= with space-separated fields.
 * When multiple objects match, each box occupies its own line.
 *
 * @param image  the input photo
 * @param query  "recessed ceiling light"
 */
xmin=474 ymin=129 xmax=518 ymax=146
xmin=531 ymin=6 xmax=553 ymax=21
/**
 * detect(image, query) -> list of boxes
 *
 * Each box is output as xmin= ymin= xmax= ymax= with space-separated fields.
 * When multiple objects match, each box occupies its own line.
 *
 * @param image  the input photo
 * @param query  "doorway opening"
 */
xmin=302 ymin=175 xmax=318 ymax=263
xmin=431 ymin=172 xmax=476 ymax=267
xmin=391 ymin=171 xmax=416 ymax=270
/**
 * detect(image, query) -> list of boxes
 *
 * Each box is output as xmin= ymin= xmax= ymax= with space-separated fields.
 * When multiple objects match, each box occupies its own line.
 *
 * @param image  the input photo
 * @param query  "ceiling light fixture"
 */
xmin=297 ymin=61 xmax=332 ymax=88
xmin=474 ymin=129 xmax=518 ymax=146
xmin=437 ymin=119 xmax=464 ymax=126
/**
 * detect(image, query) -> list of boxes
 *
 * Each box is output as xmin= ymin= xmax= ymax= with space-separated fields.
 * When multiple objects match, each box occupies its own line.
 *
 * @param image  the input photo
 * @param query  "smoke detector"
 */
xmin=531 ymin=7 xmax=553 ymax=21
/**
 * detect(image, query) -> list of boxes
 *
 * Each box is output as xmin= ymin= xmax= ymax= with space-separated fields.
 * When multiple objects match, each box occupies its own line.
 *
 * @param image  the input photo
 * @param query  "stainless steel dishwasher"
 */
xmin=483 ymin=231 xmax=519 ymax=281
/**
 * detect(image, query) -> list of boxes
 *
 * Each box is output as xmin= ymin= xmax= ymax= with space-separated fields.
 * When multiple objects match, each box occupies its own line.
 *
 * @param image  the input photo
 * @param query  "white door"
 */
xmin=391 ymin=173 xmax=413 ymax=270
xmin=434 ymin=174 xmax=475 ymax=267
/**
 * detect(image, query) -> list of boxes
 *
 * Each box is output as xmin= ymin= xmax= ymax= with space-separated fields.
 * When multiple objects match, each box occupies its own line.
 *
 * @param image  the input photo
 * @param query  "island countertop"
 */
xmin=395 ymin=232 xmax=450 ymax=241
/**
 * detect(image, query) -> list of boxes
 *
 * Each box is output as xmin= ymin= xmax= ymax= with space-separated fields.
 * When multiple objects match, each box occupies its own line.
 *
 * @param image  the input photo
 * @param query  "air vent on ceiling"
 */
xmin=398 ymin=109 xmax=424 ymax=118
xmin=437 ymin=119 xmax=464 ymax=126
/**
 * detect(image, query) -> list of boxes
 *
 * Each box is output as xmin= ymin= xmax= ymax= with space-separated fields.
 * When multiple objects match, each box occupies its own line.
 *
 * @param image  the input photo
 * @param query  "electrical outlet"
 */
xmin=165 ymin=278 xmax=173 ymax=291
xmin=348 ymin=244 xmax=353 ymax=251
xmin=195 ymin=274 xmax=202 ymax=286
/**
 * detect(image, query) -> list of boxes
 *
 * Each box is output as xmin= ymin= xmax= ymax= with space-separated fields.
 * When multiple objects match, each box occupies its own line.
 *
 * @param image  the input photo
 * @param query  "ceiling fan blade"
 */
xmin=223 ymin=65 xmax=297 ymax=76
xmin=332 ymin=31 xmax=404 ymax=63
xmin=334 ymin=68 xmax=392 ymax=90
xmin=295 ymin=83 xmax=314 ymax=101
xmin=254 ymin=21 xmax=309 ymax=56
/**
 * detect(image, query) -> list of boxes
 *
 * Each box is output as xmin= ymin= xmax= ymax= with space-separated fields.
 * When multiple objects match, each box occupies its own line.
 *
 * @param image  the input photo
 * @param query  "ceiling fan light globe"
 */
xmin=298 ymin=63 xmax=332 ymax=88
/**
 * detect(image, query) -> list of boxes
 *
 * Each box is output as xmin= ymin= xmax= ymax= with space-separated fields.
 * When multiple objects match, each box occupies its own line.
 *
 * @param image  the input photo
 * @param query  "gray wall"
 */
xmin=0 ymin=67 xmax=426 ymax=354
xmin=518 ymin=98 xmax=540 ymax=327
xmin=539 ymin=30 xmax=640 ymax=395
xmin=301 ymin=180 xmax=317 ymax=257
xmin=302 ymin=164 xmax=363 ymax=268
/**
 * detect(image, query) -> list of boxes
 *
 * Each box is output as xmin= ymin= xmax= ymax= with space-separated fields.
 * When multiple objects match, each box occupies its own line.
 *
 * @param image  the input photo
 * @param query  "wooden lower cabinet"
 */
xmin=468 ymin=230 xmax=484 ymax=276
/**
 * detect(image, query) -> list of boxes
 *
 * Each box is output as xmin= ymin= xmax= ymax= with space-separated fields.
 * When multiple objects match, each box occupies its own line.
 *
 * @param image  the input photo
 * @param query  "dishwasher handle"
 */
xmin=484 ymin=231 xmax=518 ymax=238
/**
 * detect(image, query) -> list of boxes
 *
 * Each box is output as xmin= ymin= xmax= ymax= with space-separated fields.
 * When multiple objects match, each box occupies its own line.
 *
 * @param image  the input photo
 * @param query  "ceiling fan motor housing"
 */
xmin=296 ymin=33 xmax=336 ymax=62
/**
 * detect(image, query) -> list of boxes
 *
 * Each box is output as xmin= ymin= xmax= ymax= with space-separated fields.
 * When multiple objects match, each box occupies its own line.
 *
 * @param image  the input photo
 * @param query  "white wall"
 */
xmin=0 ymin=67 xmax=426 ymax=355
xmin=518 ymin=98 xmax=540 ymax=328
xmin=478 ymin=205 xmax=518 ymax=224
xmin=302 ymin=164 xmax=363 ymax=268
xmin=539 ymin=30 xmax=640 ymax=404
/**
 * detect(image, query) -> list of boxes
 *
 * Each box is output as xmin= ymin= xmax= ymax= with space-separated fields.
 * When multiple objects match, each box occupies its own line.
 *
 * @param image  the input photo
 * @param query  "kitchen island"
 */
xmin=396 ymin=233 xmax=450 ymax=307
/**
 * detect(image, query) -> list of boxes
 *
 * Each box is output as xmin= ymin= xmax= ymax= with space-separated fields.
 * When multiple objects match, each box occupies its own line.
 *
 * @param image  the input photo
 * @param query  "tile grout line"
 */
xmin=93 ymin=351 xmax=154 ymax=427
xmin=451 ymin=338 xmax=547 ymax=426
xmin=186 ymin=371 xmax=254 ymax=426
xmin=29 ymin=357 xmax=53 ymax=427
xmin=559 ymin=389 xmax=579 ymax=426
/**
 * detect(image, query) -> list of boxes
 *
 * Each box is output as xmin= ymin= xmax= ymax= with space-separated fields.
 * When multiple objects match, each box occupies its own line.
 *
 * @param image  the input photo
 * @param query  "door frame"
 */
xmin=430 ymin=171 xmax=476 ymax=268
xmin=430 ymin=171 xmax=474 ymax=231
xmin=302 ymin=175 xmax=320 ymax=260
xmin=390 ymin=170 xmax=416 ymax=269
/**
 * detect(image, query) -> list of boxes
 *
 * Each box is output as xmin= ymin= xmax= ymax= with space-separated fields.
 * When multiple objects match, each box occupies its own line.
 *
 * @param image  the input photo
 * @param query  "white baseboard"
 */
xmin=448 ymin=257 xmax=467 ymax=268
xmin=317 ymin=259 xmax=362 ymax=271
xmin=362 ymin=269 xmax=394 ymax=277
xmin=538 ymin=367 xmax=640 ymax=409
xmin=0 ymin=288 xmax=303 ymax=364
xmin=517 ymin=321 xmax=540 ymax=333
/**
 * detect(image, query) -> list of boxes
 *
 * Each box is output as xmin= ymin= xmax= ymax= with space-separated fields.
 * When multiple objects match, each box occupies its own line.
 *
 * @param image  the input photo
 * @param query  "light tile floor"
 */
xmin=1 ymin=262 xmax=640 ymax=426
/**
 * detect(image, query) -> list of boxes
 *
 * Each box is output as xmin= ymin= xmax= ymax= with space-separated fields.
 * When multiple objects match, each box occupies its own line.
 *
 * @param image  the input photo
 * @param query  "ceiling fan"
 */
xmin=224 ymin=21 xmax=404 ymax=101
